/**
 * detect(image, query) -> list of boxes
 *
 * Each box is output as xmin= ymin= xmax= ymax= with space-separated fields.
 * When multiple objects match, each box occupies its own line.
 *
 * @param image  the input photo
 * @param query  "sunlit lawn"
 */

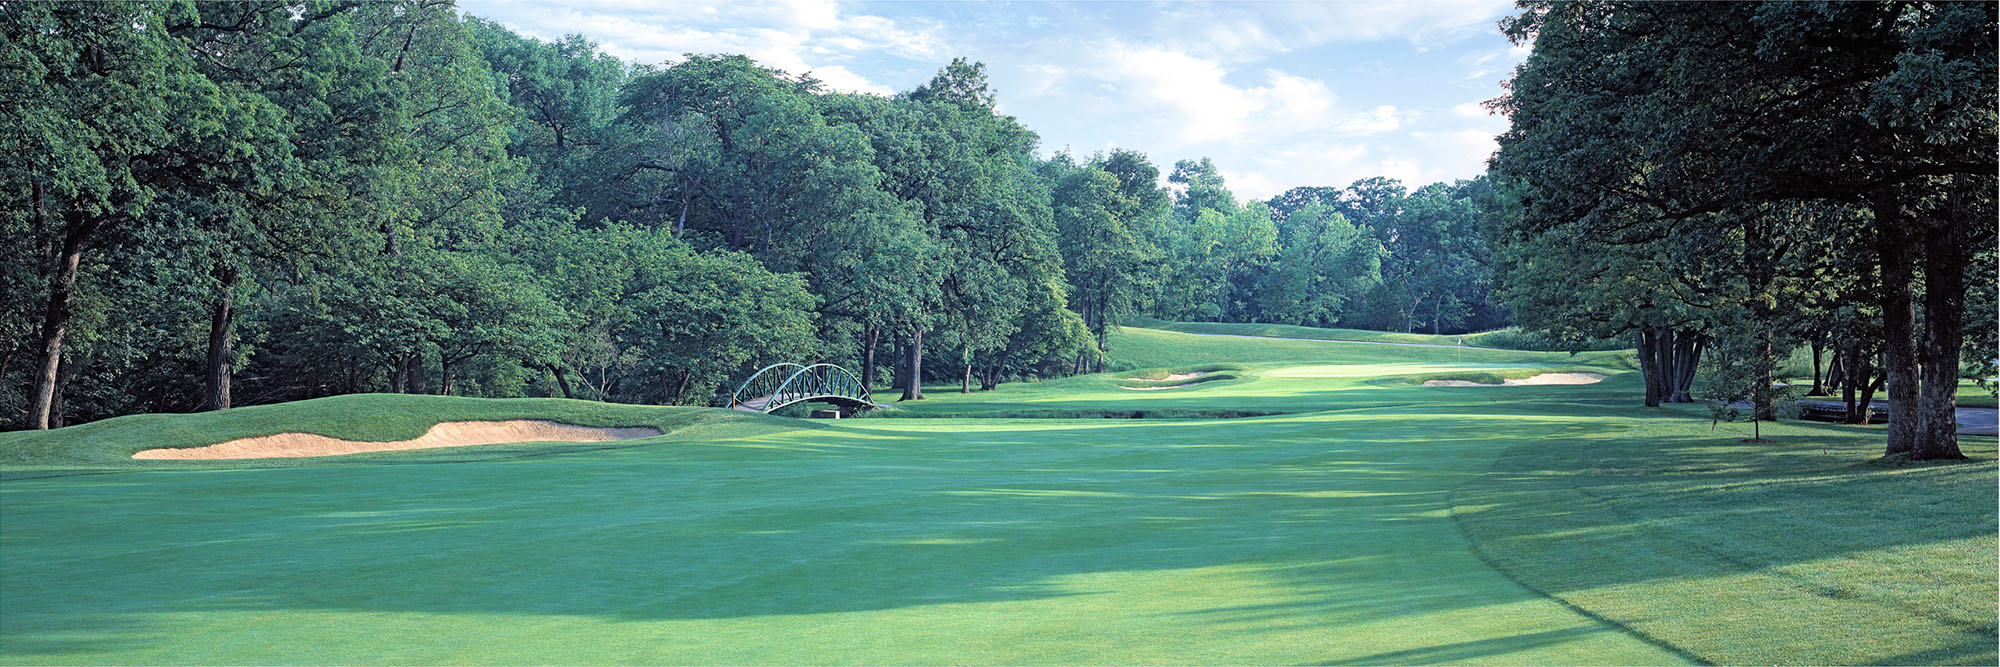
xmin=0 ymin=324 xmax=1990 ymax=665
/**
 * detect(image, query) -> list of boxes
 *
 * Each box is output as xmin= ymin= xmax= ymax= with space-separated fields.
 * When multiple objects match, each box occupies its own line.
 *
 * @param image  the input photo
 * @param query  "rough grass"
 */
xmin=0 ymin=322 xmax=1991 ymax=665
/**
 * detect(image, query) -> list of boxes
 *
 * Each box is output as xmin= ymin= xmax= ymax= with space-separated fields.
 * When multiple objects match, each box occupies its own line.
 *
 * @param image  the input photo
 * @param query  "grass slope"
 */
xmin=0 ymin=322 xmax=1992 ymax=665
xmin=1121 ymin=316 xmax=1621 ymax=351
xmin=0 ymin=394 xmax=802 ymax=478
xmin=1098 ymin=324 xmax=1632 ymax=373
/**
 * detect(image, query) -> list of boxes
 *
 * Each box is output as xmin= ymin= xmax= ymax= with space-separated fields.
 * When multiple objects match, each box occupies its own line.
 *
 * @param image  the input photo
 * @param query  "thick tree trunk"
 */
xmin=893 ymin=333 xmax=909 ymax=392
xmin=1654 ymin=330 xmax=1681 ymax=405
xmin=1807 ymin=340 xmax=1826 ymax=396
xmin=48 ymin=355 xmax=69 ymax=429
xmin=861 ymin=326 xmax=879 ymax=392
xmin=440 ymin=358 xmax=455 ymax=396
xmin=200 ymin=269 xmax=237 ymax=411
xmin=902 ymin=327 xmax=924 ymax=401
xmin=1636 ymin=329 xmax=1663 ymax=407
xmin=1874 ymin=198 xmax=1919 ymax=456
xmin=1913 ymin=220 xmax=1967 ymax=459
xmin=29 ymin=214 xmax=95 ymax=430
xmin=550 ymin=364 xmax=574 ymax=399
xmin=408 ymin=350 xmax=428 ymax=394
xmin=1432 ymin=291 xmax=1444 ymax=336
xmin=1856 ymin=370 xmax=1885 ymax=425
xmin=390 ymin=355 xmax=408 ymax=394
xmin=1670 ymin=332 xmax=1702 ymax=403
xmin=981 ymin=357 xmax=1002 ymax=391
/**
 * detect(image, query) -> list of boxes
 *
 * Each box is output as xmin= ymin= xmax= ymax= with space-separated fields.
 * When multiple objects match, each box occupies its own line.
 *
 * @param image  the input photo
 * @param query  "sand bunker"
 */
xmin=1423 ymin=372 xmax=1605 ymax=387
xmin=1120 ymin=371 xmax=1216 ymax=390
xmin=133 ymin=420 xmax=663 ymax=460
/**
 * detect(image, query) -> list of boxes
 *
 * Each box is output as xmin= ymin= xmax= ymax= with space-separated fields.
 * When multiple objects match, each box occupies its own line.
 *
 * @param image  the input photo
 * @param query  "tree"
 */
xmin=1494 ymin=1 xmax=1995 ymax=458
xmin=1256 ymin=204 xmax=1381 ymax=327
xmin=2 ymin=2 xmax=297 ymax=428
xmin=465 ymin=18 xmax=625 ymax=213
xmin=1053 ymin=156 xmax=1161 ymax=371
xmin=1697 ymin=325 xmax=1801 ymax=443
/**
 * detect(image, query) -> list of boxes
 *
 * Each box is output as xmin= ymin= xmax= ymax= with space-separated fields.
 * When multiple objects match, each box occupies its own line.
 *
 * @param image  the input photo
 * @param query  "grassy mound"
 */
xmin=0 ymin=394 xmax=802 ymax=477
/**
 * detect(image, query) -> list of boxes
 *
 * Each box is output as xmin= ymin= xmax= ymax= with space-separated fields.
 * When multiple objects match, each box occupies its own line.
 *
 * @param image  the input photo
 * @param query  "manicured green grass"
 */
xmin=0 ymin=323 xmax=1991 ymax=665
xmin=1958 ymin=380 xmax=1997 ymax=409
xmin=1453 ymin=402 xmax=1997 ymax=665
xmin=1773 ymin=347 xmax=1997 ymax=409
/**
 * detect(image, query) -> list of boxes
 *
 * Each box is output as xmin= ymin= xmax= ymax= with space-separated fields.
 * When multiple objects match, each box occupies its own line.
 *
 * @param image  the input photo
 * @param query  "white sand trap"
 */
xmin=1120 ymin=371 xmax=1216 ymax=390
xmin=133 ymin=420 xmax=663 ymax=460
xmin=1128 ymin=372 xmax=1206 ymax=382
xmin=1424 ymin=372 xmax=1605 ymax=387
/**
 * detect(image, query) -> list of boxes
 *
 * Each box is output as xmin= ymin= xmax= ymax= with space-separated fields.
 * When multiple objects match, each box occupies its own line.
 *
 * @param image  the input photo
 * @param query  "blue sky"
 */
xmin=457 ymin=0 xmax=1527 ymax=201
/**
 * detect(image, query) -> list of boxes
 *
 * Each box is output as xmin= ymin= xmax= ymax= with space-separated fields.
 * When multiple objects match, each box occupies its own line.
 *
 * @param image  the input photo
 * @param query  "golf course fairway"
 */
xmin=1 ymin=324 xmax=1992 ymax=665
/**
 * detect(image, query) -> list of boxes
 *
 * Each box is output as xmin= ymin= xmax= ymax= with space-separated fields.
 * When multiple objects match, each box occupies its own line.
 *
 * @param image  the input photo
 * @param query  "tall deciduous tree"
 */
xmin=1494 ymin=0 xmax=1995 ymax=457
xmin=3 ymin=2 xmax=296 ymax=428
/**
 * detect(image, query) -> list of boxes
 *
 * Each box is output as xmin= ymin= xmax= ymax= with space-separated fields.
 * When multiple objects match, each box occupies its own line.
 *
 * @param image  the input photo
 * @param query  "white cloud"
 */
xmin=1274 ymin=0 xmax=1515 ymax=47
xmin=459 ymin=0 xmax=941 ymax=94
xmin=460 ymin=0 xmax=1529 ymax=200
xmin=1139 ymin=0 xmax=1515 ymax=61
xmin=1407 ymin=128 xmax=1503 ymax=180
xmin=1338 ymin=105 xmax=1403 ymax=135
xmin=1097 ymin=44 xmax=1337 ymax=145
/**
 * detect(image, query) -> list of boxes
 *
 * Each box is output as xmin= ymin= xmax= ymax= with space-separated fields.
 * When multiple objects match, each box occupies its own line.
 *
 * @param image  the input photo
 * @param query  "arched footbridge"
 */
xmin=730 ymin=363 xmax=877 ymax=413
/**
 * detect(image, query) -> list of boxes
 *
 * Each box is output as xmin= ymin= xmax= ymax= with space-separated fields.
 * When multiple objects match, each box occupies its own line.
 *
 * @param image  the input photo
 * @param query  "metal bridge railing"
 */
xmin=730 ymin=363 xmax=874 ymax=413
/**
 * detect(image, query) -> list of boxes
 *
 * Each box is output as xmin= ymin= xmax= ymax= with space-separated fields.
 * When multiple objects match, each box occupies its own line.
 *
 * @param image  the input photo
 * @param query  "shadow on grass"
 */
xmin=2 ymin=385 xmax=1990 ymax=664
xmin=3 ymin=414 xmax=1641 ymax=662
xmin=1449 ymin=412 xmax=1998 ymax=666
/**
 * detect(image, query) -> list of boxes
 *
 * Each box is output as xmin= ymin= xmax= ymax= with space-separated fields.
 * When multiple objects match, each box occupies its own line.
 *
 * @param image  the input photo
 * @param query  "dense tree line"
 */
xmin=1488 ymin=1 xmax=1995 ymax=459
xmin=4 ymin=1 xmax=1516 ymax=429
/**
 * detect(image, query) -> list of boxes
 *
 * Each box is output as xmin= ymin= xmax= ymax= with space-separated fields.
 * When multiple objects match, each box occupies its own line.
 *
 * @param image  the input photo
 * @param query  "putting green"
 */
xmin=0 ymin=324 xmax=1991 ymax=665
